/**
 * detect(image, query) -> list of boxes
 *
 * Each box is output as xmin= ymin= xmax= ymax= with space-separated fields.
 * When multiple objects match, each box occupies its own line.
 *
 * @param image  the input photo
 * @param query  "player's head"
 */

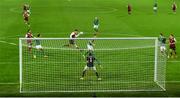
xmin=95 ymin=17 xmax=98 ymax=19
xmin=160 ymin=33 xmax=163 ymax=36
xmin=88 ymin=40 xmax=93 ymax=46
xmin=74 ymin=29 xmax=78 ymax=33
xmin=170 ymin=34 xmax=174 ymax=38
xmin=37 ymin=34 xmax=41 ymax=37
xmin=171 ymin=34 xmax=174 ymax=36
xmin=74 ymin=29 xmax=78 ymax=31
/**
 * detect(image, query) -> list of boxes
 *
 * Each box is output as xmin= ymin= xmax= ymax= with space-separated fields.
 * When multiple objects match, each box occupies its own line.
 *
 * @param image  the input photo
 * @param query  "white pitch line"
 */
xmin=0 ymin=83 xmax=19 ymax=85
xmin=0 ymin=40 xmax=17 ymax=46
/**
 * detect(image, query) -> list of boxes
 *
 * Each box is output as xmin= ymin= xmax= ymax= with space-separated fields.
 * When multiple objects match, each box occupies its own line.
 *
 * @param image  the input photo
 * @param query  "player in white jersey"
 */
xmin=64 ymin=29 xmax=83 ymax=49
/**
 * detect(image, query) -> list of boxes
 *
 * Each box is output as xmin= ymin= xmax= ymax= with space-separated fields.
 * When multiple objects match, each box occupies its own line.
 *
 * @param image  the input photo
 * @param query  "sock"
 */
xmin=82 ymin=70 xmax=86 ymax=77
xmin=95 ymin=72 xmax=99 ymax=78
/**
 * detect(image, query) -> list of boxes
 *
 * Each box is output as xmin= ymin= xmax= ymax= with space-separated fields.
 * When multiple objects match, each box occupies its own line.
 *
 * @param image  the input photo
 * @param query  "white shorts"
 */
xmin=153 ymin=7 xmax=157 ymax=10
xmin=28 ymin=43 xmax=32 ymax=48
xmin=36 ymin=45 xmax=42 ymax=49
xmin=160 ymin=46 xmax=166 ymax=52
xmin=93 ymin=25 xmax=99 ymax=29
xmin=83 ymin=66 xmax=96 ymax=71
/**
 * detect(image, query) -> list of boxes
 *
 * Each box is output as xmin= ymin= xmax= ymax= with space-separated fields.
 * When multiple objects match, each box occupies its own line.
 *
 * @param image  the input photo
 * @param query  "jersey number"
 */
xmin=89 ymin=58 xmax=92 ymax=63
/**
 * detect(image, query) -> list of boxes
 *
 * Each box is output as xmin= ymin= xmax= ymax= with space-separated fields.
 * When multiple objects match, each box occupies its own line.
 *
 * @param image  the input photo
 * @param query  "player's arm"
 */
xmin=25 ymin=34 xmax=28 ymax=38
xmin=75 ymin=32 xmax=83 ymax=37
xmin=174 ymin=38 xmax=177 ymax=43
xmin=86 ymin=57 xmax=89 ymax=63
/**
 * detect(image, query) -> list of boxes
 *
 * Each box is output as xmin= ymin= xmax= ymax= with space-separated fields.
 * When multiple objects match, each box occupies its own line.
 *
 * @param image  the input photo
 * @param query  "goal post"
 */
xmin=19 ymin=37 xmax=166 ymax=93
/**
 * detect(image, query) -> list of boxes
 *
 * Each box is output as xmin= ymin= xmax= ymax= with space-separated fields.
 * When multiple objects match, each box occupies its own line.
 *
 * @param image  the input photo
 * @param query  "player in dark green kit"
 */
xmin=153 ymin=2 xmax=158 ymax=14
xmin=33 ymin=34 xmax=48 ymax=58
xmin=80 ymin=52 xmax=101 ymax=80
xmin=93 ymin=17 xmax=99 ymax=37
xmin=158 ymin=33 xmax=166 ymax=54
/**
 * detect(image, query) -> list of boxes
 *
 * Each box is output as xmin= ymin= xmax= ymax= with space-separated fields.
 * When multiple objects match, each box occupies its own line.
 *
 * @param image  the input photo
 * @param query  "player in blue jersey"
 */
xmin=33 ymin=34 xmax=48 ymax=58
xmin=80 ymin=52 xmax=101 ymax=80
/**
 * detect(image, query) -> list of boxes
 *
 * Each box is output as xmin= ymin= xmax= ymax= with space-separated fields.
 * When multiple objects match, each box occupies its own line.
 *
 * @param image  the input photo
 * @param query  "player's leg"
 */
xmin=160 ymin=46 xmax=166 ymax=54
xmin=92 ymin=66 xmax=101 ymax=80
xmin=173 ymin=8 xmax=176 ymax=14
xmin=93 ymin=25 xmax=99 ymax=37
xmin=80 ymin=66 xmax=89 ymax=80
xmin=168 ymin=48 xmax=173 ymax=58
xmin=128 ymin=10 xmax=131 ymax=15
xmin=24 ymin=17 xmax=30 ymax=27
xmin=33 ymin=45 xmax=39 ymax=58
xmin=27 ymin=43 xmax=32 ymax=53
xmin=173 ymin=47 xmax=177 ymax=58
xmin=39 ymin=45 xmax=48 ymax=57
xmin=63 ymin=40 xmax=72 ymax=47
xmin=74 ymin=43 xmax=83 ymax=53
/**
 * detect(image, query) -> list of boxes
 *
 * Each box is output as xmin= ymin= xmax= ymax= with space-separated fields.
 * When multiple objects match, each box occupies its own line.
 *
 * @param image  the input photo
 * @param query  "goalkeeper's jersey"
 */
xmin=87 ymin=56 xmax=96 ymax=67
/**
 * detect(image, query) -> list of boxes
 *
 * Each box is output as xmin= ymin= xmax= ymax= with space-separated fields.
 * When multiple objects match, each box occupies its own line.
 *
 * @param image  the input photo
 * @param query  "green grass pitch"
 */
xmin=0 ymin=0 xmax=180 ymax=97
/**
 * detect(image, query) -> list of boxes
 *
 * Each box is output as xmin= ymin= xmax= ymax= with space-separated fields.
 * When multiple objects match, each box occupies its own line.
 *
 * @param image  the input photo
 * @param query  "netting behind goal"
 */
xmin=19 ymin=38 xmax=166 ymax=93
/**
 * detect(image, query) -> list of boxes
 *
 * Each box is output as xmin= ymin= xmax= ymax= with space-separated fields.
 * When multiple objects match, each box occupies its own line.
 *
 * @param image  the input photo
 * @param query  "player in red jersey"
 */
xmin=23 ymin=11 xmax=30 ymax=27
xmin=128 ymin=4 xmax=132 ymax=15
xmin=63 ymin=29 xmax=83 ymax=49
xmin=25 ymin=29 xmax=33 ymax=53
xmin=172 ymin=2 xmax=177 ymax=14
xmin=23 ymin=4 xmax=31 ymax=27
xmin=168 ymin=34 xmax=177 ymax=58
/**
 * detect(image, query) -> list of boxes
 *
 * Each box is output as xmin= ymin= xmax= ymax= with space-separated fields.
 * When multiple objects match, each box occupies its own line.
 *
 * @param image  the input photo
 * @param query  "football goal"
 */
xmin=19 ymin=37 xmax=166 ymax=93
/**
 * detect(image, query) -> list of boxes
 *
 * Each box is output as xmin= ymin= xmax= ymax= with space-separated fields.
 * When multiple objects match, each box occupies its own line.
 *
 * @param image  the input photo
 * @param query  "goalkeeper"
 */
xmin=83 ymin=41 xmax=100 ymax=64
xmin=80 ymin=52 xmax=101 ymax=81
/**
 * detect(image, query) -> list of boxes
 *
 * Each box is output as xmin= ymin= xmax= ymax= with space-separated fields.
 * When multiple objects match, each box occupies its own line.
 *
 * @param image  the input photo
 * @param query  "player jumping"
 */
xmin=25 ymin=29 xmax=33 ymax=53
xmin=80 ymin=52 xmax=101 ymax=81
xmin=33 ymin=34 xmax=48 ymax=59
xmin=168 ymin=34 xmax=177 ymax=58
xmin=63 ymin=29 xmax=83 ymax=50
xmin=93 ymin=17 xmax=99 ymax=37
xmin=172 ymin=2 xmax=177 ymax=14
xmin=158 ymin=33 xmax=166 ymax=54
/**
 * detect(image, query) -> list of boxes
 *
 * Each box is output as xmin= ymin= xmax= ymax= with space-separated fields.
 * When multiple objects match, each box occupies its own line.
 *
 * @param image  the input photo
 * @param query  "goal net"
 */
xmin=19 ymin=37 xmax=166 ymax=93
